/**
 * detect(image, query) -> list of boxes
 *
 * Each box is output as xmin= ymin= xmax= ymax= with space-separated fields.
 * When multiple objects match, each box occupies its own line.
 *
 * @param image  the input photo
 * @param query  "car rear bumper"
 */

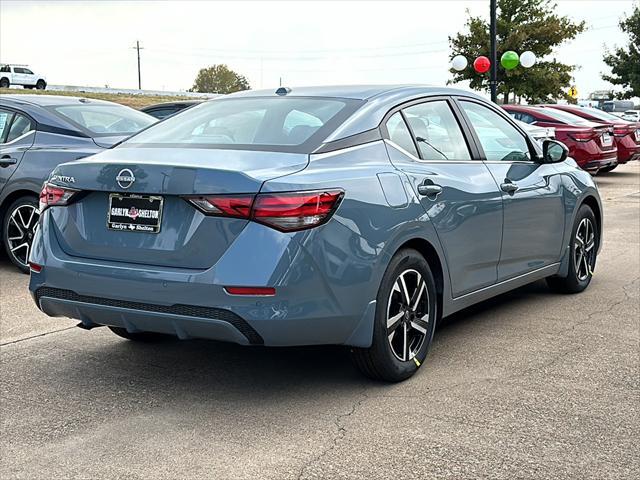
xmin=29 ymin=211 xmax=378 ymax=348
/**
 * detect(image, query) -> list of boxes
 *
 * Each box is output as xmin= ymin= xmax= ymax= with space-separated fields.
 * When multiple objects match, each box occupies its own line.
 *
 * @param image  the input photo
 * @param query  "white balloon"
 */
xmin=520 ymin=51 xmax=537 ymax=68
xmin=451 ymin=55 xmax=468 ymax=71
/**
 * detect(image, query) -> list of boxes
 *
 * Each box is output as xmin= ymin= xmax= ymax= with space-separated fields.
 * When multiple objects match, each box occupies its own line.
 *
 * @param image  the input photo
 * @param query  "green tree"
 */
xmin=449 ymin=0 xmax=585 ymax=103
xmin=602 ymin=5 xmax=639 ymax=99
xmin=191 ymin=64 xmax=250 ymax=94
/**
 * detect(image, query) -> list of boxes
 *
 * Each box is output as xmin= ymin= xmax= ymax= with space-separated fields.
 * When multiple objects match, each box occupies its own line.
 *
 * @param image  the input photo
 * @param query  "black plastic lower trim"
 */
xmin=35 ymin=287 xmax=264 ymax=345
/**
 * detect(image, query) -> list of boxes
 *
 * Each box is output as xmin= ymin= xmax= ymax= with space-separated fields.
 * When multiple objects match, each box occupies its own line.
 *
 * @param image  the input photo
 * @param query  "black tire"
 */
xmin=35 ymin=80 xmax=46 ymax=90
xmin=351 ymin=248 xmax=437 ymax=382
xmin=599 ymin=164 xmax=618 ymax=173
xmin=547 ymin=204 xmax=598 ymax=294
xmin=108 ymin=326 xmax=171 ymax=342
xmin=2 ymin=196 xmax=39 ymax=274
xmin=0 ymin=77 xmax=9 ymax=88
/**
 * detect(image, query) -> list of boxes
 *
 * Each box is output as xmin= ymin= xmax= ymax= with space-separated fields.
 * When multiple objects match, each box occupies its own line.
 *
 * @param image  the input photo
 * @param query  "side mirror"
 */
xmin=542 ymin=139 xmax=568 ymax=163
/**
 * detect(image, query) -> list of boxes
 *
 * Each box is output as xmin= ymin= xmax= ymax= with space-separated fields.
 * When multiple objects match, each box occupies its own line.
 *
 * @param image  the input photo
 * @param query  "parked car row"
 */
xmin=502 ymin=104 xmax=640 ymax=173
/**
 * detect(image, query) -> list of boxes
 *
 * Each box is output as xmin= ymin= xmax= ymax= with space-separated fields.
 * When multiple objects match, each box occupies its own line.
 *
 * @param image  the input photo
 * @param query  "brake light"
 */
xmin=613 ymin=125 xmax=631 ymax=136
xmin=253 ymin=190 xmax=344 ymax=232
xmin=186 ymin=189 xmax=344 ymax=232
xmin=187 ymin=195 xmax=253 ymax=219
xmin=39 ymin=183 xmax=78 ymax=212
xmin=568 ymin=130 xmax=596 ymax=142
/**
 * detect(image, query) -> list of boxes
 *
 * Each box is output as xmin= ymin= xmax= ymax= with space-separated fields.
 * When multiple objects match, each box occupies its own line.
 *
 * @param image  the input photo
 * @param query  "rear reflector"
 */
xmin=39 ymin=183 xmax=79 ymax=212
xmin=29 ymin=262 xmax=42 ymax=273
xmin=186 ymin=189 xmax=343 ymax=232
xmin=224 ymin=286 xmax=276 ymax=296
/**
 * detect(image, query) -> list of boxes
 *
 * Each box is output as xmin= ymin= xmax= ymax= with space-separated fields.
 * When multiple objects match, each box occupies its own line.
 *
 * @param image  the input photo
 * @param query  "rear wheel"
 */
xmin=2 ymin=196 xmax=39 ymax=273
xmin=108 ymin=326 xmax=171 ymax=342
xmin=351 ymin=249 xmax=437 ymax=382
xmin=547 ymin=205 xmax=598 ymax=293
xmin=36 ymin=80 xmax=46 ymax=90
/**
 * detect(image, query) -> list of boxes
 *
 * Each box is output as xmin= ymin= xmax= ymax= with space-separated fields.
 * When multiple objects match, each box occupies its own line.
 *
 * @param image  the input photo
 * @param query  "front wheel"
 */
xmin=547 ymin=204 xmax=598 ymax=294
xmin=36 ymin=80 xmax=46 ymax=90
xmin=351 ymin=249 xmax=437 ymax=382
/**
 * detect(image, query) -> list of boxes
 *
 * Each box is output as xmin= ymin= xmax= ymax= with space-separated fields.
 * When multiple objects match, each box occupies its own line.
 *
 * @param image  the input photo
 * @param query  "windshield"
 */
xmin=540 ymin=107 xmax=592 ymax=125
xmin=122 ymin=97 xmax=362 ymax=152
xmin=52 ymin=104 xmax=156 ymax=137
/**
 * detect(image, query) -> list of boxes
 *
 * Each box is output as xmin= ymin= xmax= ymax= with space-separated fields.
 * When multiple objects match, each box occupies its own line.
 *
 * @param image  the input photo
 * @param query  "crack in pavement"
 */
xmin=0 ymin=326 xmax=76 ymax=347
xmin=296 ymin=386 xmax=369 ymax=480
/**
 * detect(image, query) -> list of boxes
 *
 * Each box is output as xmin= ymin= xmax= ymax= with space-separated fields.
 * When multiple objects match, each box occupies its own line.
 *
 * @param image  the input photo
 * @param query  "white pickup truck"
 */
xmin=0 ymin=64 xmax=47 ymax=90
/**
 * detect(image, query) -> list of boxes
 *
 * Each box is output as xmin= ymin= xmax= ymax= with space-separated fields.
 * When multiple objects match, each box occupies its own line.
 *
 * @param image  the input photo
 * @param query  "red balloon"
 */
xmin=473 ymin=56 xmax=491 ymax=74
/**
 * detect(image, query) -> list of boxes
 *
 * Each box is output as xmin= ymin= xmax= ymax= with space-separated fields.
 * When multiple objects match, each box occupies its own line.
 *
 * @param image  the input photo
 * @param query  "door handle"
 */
xmin=0 ymin=155 xmax=17 ymax=167
xmin=500 ymin=181 xmax=519 ymax=194
xmin=417 ymin=183 xmax=443 ymax=197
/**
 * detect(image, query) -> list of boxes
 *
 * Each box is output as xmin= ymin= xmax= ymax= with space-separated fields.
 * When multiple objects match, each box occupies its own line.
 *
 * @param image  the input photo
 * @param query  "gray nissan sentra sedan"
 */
xmin=29 ymin=85 xmax=602 ymax=381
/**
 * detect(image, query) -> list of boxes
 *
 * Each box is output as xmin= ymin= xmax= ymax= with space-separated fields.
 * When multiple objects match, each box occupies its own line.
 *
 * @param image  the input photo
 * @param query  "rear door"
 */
xmin=0 ymin=109 xmax=35 ymax=194
xmin=457 ymin=99 xmax=565 ymax=280
xmin=383 ymin=98 xmax=503 ymax=297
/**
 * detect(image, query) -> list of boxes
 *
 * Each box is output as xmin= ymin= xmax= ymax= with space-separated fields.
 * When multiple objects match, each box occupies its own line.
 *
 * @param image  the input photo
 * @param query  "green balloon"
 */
xmin=501 ymin=51 xmax=520 ymax=70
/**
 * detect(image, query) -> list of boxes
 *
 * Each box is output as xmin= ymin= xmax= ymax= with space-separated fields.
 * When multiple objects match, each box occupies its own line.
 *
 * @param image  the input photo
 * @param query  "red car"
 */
xmin=543 ymin=104 xmax=640 ymax=170
xmin=503 ymin=104 xmax=618 ymax=173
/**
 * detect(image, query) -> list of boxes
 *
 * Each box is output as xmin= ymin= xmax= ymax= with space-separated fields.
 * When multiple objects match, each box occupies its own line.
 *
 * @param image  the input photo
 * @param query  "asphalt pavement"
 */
xmin=1 ymin=162 xmax=638 ymax=479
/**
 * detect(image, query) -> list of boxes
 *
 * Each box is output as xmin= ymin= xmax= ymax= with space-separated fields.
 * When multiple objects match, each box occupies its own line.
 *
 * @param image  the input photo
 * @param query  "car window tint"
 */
xmin=461 ymin=102 xmax=531 ymax=162
xmin=53 ymin=104 xmax=155 ymax=136
xmin=5 ymin=114 xmax=33 ymax=142
xmin=0 ymin=110 xmax=13 ymax=142
xmin=23 ymin=69 xmax=33 ymax=75
xmin=148 ymin=107 xmax=177 ymax=120
xmin=283 ymin=109 xmax=323 ymax=142
xmin=13 ymin=67 xmax=24 ymax=74
xmin=403 ymin=101 xmax=470 ymax=161
xmin=386 ymin=112 xmax=418 ymax=157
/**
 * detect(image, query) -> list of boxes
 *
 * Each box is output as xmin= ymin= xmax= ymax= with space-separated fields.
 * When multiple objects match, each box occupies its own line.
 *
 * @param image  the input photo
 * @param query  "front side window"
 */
xmin=403 ymin=101 xmax=471 ymax=161
xmin=124 ymin=97 xmax=360 ymax=152
xmin=6 ymin=114 xmax=33 ymax=142
xmin=51 ymin=104 xmax=155 ymax=136
xmin=13 ymin=67 xmax=24 ymax=74
xmin=385 ymin=112 xmax=418 ymax=157
xmin=461 ymin=101 xmax=531 ymax=162
xmin=23 ymin=69 xmax=33 ymax=75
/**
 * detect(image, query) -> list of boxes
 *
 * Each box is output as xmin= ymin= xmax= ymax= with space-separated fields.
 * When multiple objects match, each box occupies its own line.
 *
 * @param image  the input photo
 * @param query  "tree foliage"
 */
xmin=191 ymin=64 xmax=250 ymax=94
xmin=448 ymin=0 xmax=585 ymax=103
xmin=602 ymin=5 xmax=639 ymax=99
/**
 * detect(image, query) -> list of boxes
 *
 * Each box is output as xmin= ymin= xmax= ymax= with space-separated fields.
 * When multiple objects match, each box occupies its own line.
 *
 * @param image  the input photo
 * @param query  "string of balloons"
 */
xmin=451 ymin=51 xmax=537 ymax=73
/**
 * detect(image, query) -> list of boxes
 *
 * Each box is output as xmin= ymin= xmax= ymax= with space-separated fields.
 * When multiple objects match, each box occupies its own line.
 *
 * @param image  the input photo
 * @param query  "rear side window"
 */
xmin=0 ymin=110 xmax=13 ymax=142
xmin=461 ymin=101 xmax=531 ymax=162
xmin=385 ymin=112 xmax=418 ymax=157
xmin=123 ymin=97 xmax=362 ymax=153
xmin=5 ymin=114 xmax=33 ymax=142
xmin=403 ymin=101 xmax=471 ymax=161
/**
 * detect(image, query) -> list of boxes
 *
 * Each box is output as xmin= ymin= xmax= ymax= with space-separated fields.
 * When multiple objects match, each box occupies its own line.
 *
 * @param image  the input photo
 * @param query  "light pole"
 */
xmin=489 ymin=0 xmax=497 ymax=103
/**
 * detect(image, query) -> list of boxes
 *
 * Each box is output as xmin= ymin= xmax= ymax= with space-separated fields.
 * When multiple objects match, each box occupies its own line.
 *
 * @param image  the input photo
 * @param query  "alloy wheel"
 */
xmin=386 ymin=268 xmax=429 ymax=361
xmin=6 ymin=204 xmax=39 ymax=268
xmin=574 ymin=217 xmax=596 ymax=282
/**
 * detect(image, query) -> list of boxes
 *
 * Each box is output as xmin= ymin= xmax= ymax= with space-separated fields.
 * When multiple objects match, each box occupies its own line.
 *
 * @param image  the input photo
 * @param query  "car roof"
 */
xmin=228 ymin=84 xmax=479 ymax=101
xmin=0 ymin=94 xmax=117 ymax=107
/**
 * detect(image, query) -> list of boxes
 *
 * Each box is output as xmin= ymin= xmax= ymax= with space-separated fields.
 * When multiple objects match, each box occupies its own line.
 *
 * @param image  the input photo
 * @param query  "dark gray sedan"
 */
xmin=0 ymin=95 xmax=155 ymax=271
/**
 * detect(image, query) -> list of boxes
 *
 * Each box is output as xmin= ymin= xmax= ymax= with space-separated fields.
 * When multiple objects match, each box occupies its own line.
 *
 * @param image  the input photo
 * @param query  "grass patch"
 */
xmin=0 ymin=88 xmax=200 ymax=109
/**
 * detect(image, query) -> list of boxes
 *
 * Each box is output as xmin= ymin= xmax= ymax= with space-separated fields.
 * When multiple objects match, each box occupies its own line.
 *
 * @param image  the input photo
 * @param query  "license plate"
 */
xmin=108 ymin=194 xmax=163 ymax=233
xmin=601 ymin=133 xmax=613 ymax=147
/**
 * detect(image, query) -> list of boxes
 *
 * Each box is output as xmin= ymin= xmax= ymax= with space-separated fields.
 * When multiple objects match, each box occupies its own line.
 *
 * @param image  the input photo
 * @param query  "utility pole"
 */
xmin=132 ymin=40 xmax=143 ymax=90
xmin=489 ymin=0 xmax=497 ymax=103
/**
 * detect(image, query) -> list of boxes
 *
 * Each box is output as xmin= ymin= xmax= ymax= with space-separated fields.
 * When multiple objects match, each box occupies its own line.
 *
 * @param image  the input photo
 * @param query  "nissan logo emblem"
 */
xmin=116 ymin=168 xmax=135 ymax=189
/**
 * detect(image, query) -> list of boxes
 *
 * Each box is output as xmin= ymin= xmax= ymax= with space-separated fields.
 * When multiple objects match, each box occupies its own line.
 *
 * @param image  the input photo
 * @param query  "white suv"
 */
xmin=622 ymin=110 xmax=640 ymax=122
xmin=0 ymin=64 xmax=47 ymax=90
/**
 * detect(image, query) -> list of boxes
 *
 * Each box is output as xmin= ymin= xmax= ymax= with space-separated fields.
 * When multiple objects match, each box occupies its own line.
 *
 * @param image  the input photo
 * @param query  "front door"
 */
xmin=457 ymin=99 xmax=565 ymax=280
xmin=383 ymin=99 xmax=503 ymax=298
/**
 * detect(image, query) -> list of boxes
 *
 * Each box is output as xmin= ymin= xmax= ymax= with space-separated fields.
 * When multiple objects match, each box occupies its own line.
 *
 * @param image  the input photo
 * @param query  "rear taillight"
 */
xmin=186 ymin=189 xmax=344 ymax=232
xmin=568 ymin=130 xmax=596 ymax=142
xmin=39 ymin=183 xmax=79 ymax=212
xmin=613 ymin=125 xmax=631 ymax=136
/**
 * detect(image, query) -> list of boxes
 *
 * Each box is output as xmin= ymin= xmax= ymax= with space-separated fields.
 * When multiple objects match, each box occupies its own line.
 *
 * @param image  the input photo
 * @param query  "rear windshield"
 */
xmin=580 ymin=107 xmax=626 ymax=122
xmin=539 ymin=107 xmax=592 ymax=125
xmin=51 ymin=104 xmax=156 ymax=137
xmin=122 ymin=97 xmax=362 ymax=153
